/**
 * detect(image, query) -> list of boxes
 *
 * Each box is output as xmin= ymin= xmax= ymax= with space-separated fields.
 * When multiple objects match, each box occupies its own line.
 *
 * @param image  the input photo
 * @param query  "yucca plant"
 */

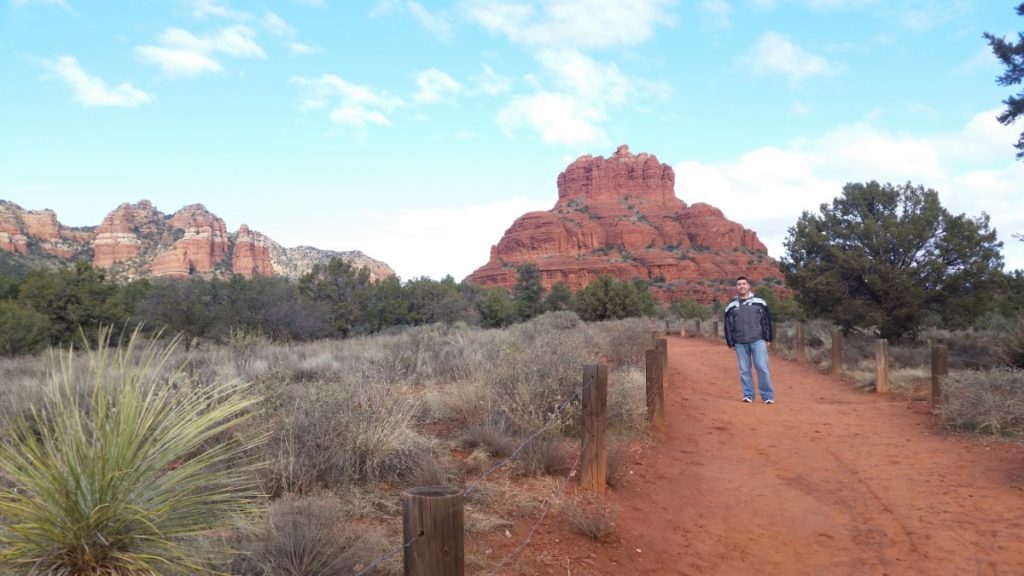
xmin=0 ymin=329 xmax=264 ymax=575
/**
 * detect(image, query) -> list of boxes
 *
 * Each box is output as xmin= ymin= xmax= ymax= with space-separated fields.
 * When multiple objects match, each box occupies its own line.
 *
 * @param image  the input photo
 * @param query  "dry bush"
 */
xmin=605 ymin=442 xmax=631 ymax=489
xmin=935 ymin=368 xmax=1024 ymax=437
xmin=262 ymin=376 xmax=428 ymax=495
xmin=485 ymin=316 xmax=594 ymax=435
xmin=591 ymin=317 xmax=656 ymax=368
xmin=608 ymin=366 xmax=647 ymax=437
xmin=561 ymin=493 xmax=619 ymax=540
xmin=995 ymin=314 xmax=1024 ymax=369
xmin=514 ymin=434 xmax=569 ymax=477
xmin=462 ymin=422 xmax=516 ymax=459
xmin=238 ymin=494 xmax=382 ymax=576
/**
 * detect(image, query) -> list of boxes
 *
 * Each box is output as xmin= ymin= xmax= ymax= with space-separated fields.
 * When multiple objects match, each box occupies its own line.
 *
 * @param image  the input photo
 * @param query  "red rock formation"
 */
xmin=232 ymin=225 xmax=274 ymax=278
xmin=466 ymin=145 xmax=784 ymax=304
xmin=148 ymin=204 xmax=229 ymax=278
xmin=4 ymin=198 xmax=395 ymax=283
xmin=0 ymin=201 xmax=93 ymax=258
xmin=93 ymin=201 xmax=164 ymax=268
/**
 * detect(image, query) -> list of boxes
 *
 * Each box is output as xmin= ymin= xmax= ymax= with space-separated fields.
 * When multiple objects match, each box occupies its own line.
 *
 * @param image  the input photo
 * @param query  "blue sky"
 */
xmin=2 ymin=0 xmax=1022 ymax=280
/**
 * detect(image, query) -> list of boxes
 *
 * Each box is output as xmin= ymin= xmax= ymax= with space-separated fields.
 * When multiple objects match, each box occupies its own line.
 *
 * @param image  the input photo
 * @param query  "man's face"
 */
xmin=736 ymin=279 xmax=750 ymax=297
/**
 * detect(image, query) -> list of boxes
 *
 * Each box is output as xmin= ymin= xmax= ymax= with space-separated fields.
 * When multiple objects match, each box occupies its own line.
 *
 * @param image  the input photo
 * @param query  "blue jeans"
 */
xmin=734 ymin=340 xmax=774 ymax=401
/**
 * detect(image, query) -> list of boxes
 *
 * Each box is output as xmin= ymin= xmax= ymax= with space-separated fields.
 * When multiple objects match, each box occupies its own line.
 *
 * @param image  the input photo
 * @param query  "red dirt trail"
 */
xmin=490 ymin=335 xmax=1024 ymax=575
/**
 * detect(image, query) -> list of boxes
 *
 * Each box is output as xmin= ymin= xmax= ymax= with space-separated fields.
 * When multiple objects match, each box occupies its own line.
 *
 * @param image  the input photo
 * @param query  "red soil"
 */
xmin=484 ymin=335 xmax=1024 ymax=575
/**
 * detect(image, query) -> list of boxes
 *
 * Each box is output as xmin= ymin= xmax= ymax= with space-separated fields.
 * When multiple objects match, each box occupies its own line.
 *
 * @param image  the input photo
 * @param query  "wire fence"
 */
xmin=353 ymin=384 xmax=585 ymax=575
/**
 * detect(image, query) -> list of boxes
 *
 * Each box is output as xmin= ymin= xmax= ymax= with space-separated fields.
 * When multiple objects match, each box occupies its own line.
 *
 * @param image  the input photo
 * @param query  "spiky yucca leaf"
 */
xmin=0 ymin=329 xmax=263 ymax=575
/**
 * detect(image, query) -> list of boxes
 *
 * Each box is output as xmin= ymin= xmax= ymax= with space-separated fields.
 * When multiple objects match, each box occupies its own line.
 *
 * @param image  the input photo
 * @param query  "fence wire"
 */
xmin=487 ymin=449 xmax=583 ymax=575
xmin=354 ymin=384 xmax=584 ymax=574
xmin=353 ymin=532 xmax=420 ymax=576
xmin=462 ymin=385 xmax=582 ymax=498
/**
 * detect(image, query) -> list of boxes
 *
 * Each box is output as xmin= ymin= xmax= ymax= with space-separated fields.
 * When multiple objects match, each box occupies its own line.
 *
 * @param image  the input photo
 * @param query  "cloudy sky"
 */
xmin=2 ymin=0 xmax=1022 ymax=279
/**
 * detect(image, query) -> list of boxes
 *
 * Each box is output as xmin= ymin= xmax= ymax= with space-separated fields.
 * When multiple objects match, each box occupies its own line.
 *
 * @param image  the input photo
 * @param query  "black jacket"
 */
xmin=724 ymin=296 xmax=774 ymax=347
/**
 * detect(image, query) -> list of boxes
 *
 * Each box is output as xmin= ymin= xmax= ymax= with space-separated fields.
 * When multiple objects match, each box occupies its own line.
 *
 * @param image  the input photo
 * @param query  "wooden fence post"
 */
xmin=664 ymin=318 xmax=671 ymax=334
xmin=711 ymin=320 xmax=719 ymax=341
xmin=875 ymin=339 xmax=889 ymax=394
xmin=831 ymin=330 xmax=843 ymax=376
xmin=403 ymin=486 xmax=464 ymax=576
xmin=694 ymin=319 xmax=702 ymax=338
xmin=931 ymin=344 xmax=948 ymax=407
xmin=656 ymin=337 xmax=668 ymax=369
xmin=646 ymin=349 xmax=665 ymax=433
xmin=680 ymin=319 xmax=687 ymax=337
xmin=795 ymin=322 xmax=806 ymax=363
xmin=581 ymin=364 xmax=608 ymax=493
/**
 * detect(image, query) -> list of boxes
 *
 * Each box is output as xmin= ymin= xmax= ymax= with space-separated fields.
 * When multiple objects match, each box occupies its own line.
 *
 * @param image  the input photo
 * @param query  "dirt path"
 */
xmin=493 ymin=335 xmax=1024 ymax=575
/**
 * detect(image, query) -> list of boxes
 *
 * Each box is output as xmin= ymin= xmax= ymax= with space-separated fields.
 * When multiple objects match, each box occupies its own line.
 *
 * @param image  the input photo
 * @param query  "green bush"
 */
xmin=0 ymin=300 xmax=50 ymax=357
xmin=0 ymin=330 xmax=264 ymax=574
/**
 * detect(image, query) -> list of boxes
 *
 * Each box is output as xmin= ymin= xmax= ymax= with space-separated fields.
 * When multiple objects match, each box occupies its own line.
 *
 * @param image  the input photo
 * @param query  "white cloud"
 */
xmin=191 ymin=0 xmax=238 ymax=19
xmin=496 ymin=48 xmax=670 ymax=145
xmin=745 ymin=32 xmax=835 ymax=85
xmin=288 ymin=42 xmax=320 ymax=55
xmin=136 ymin=25 xmax=265 ymax=76
xmin=264 ymin=12 xmax=295 ymax=37
xmin=473 ymin=64 xmax=512 ymax=95
xmin=699 ymin=0 xmax=732 ymax=28
xmin=407 ymin=1 xmax=452 ymax=40
xmin=463 ymin=0 xmax=675 ymax=49
xmin=42 ymin=56 xmax=153 ymax=107
xmin=498 ymin=92 xmax=606 ymax=145
xmin=330 ymin=197 xmax=552 ymax=279
xmin=372 ymin=1 xmax=451 ymax=40
xmin=674 ymin=109 xmax=1024 ymax=270
xmin=414 ymin=68 xmax=461 ymax=103
xmin=291 ymin=74 xmax=404 ymax=127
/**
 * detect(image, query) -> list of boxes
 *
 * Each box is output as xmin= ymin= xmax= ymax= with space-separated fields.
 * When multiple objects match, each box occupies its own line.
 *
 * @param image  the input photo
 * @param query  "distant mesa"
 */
xmin=0 ymin=199 xmax=393 ymax=282
xmin=466 ymin=144 xmax=784 ymax=303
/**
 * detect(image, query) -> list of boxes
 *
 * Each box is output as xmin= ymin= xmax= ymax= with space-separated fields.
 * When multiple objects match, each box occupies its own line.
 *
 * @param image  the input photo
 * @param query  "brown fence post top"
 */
xmin=405 ymin=486 xmax=461 ymax=498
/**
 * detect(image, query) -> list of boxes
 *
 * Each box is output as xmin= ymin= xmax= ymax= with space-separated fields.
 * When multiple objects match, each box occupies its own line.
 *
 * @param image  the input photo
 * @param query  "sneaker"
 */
xmin=764 ymin=399 xmax=775 ymax=404
xmin=742 ymin=397 xmax=753 ymax=403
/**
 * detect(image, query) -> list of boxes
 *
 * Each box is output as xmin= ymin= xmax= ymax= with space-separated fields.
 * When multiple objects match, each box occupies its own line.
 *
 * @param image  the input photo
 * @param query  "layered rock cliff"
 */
xmin=0 ymin=200 xmax=393 ymax=282
xmin=466 ymin=145 xmax=784 ymax=303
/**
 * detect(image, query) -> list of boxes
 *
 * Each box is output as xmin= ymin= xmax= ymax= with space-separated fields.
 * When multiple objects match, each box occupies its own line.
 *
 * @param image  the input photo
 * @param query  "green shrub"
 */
xmin=0 ymin=330 xmax=264 ymax=574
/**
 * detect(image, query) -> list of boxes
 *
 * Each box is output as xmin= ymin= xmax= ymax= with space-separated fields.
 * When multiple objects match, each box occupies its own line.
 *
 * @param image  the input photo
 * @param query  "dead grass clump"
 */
xmin=514 ymin=434 xmax=569 ymax=477
xmin=462 ymin=422 xmax=516 ymax=459
xmin=262 ymin=377 xmax=427 ymax=495
xmin=605 ymin=442 xmax=631 ymax=489
xmin=592 ymin=317 xmax=656 ymax=368
xmin=995 ymin=314 xmax=1024 ymax=369
xmin=562 ymin=493 xmax=619 ymax=540
xmin=240 ymin=494 xmax=379 ymax=576
xmin=935 ymin=368 xmax=1024 ymax=437
xmin=608 ymin=366 xmax=647 ymax=437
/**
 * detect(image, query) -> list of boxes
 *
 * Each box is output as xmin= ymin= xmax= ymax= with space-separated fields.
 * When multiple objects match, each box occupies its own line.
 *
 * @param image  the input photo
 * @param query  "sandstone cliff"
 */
xmin=0 ymin=200 xmax=93 ymax=260
xmin=466 ymin=145 xmax=784 ymax=303
xmin=0 ymin=200 xmax=393 ymax=282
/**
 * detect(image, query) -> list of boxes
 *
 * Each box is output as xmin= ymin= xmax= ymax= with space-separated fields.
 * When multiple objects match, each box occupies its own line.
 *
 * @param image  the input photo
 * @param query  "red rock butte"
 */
xmin=466 ymin=145 xmax=785 ymax=304
xmin=0 ymin=199 xmax=394 ymax=282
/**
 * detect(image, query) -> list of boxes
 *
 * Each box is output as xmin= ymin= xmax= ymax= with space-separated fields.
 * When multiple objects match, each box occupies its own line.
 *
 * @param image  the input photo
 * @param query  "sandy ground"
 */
xmin=484 ymin=335 xmax=1024 ymax=575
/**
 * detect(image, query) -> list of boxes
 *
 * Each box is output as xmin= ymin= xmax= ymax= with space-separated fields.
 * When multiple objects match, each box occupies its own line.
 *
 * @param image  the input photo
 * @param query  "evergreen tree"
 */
xmin=782 ymin=181 xmax=1003 ymax=340
xmin=513 ymin=263 xmax=545 ymax=320
xmin=985 ymin=2 xmax=1024 ymax=159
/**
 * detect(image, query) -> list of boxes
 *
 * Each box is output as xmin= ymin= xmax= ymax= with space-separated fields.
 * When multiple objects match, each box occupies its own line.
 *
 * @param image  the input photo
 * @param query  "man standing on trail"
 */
xmin=724 ymin=276 xmax=775 ymax=404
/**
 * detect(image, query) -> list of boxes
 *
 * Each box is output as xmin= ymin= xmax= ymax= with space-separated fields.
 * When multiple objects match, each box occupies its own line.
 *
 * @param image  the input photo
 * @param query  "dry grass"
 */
xmin=935 ymin=368 xmax=1024 ymax=437
xmin=561 ymin=492 xmax=619 ymax=540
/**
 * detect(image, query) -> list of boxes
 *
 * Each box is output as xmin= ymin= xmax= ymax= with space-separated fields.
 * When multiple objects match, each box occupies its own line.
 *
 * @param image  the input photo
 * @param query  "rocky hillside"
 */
xmin=466 ymin=145 xmax=784 ymax=303
xmin=0 ymin=200 xmax=393 ymax=281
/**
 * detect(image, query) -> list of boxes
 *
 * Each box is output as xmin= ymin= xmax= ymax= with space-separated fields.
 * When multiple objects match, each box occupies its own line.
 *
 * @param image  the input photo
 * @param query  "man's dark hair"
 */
xmin=736 ymin=276 xmax=749 ymax=283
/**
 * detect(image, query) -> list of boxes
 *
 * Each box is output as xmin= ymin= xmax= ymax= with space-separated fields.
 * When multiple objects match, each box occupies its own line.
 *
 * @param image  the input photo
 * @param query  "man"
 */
xmin=724 ymin=276 xmax=775 ymax=404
